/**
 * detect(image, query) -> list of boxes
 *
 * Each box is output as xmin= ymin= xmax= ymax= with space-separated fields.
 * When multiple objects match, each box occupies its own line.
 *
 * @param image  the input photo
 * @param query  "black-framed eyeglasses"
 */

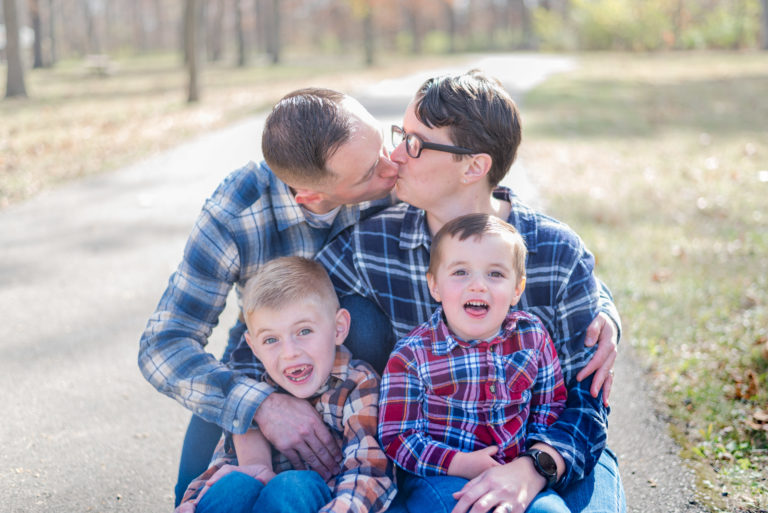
xmin=391 ymin=125 xmax=475 ymax=159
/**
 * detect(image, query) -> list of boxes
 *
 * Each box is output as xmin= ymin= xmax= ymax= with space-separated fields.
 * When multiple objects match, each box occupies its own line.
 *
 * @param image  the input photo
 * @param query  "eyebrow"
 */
xmin=252 ymin=318 xmax=314 ymax=337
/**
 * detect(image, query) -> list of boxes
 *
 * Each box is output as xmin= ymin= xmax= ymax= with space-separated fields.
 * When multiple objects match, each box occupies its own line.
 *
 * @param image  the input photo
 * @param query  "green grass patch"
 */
xmin=522 ymin=51 xmax=768 ymax=511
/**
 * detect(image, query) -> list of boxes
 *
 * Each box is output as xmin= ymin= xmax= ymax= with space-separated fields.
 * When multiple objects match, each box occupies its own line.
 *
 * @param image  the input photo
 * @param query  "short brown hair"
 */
xmin=414 ymin=69 xmax=522 ymax=188
xmin=242 ymin=257 xmax=339 ymax=331
xmin=262 ymin=88 xmax=351 ymax=186
xmin=429 ymin=213 xmax=527 ymax=281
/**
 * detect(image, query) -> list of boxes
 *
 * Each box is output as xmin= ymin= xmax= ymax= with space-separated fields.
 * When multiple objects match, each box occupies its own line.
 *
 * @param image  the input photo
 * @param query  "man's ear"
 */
xmin=334 ymin=308 xmax=351 ymax=346
xmin=427 ymin=272 xmax=441 ymax=302
xmin=293 ymin=188 xmax=324 ymax=205
xmin=462 ymin=153 xmax=493 ymax=184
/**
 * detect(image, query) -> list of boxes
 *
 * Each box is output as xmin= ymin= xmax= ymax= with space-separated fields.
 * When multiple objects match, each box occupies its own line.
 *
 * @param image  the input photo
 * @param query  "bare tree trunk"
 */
xmin=208 ymin=0 xmax=225 ymax=62
xmin=235 ymin=0 xmax=247 ymax=66
xmin=48 ymin=0 xmax=57 ymax=65
xmin=184 ymin=0 xmax=200 ymax=102
xmin=445 ymin=1 xmax=457 ymax=53
xmin=31 ymin=0 xmax=44 ymax=68
xmin=362 ymin=1 xmax=375 ymax=66
xmin=132 ymin=0 xmax=148 ymax=53
xmin=266 ymin=0 xmax=281 ymax=64
xmin=83 ymin=0 xmax=101 ymax=54
xmin=518 ymin=0 xmax=535 ymax=49
xmin=253 ymin=0 xmax=266 ymax=53
xmin=761 ymin=0 xmax=768 ymax=49
xmin=3 ymin=0 xmax=28 ymax=98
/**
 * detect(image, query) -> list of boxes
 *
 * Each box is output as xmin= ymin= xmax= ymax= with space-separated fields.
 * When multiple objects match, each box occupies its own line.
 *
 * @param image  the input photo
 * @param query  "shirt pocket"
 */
xmin=501 ymin=349 xmax=538 ymax=404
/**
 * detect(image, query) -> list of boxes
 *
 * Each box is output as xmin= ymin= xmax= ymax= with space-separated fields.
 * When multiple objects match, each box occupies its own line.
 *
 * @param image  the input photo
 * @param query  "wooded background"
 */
xmin=3 ymin=0 xmax=768 ymax=99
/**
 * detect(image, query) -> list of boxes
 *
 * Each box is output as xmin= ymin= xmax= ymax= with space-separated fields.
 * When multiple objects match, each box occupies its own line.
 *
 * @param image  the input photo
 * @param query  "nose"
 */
xmin=468 ymin=274 xmax=488 ymax=292
xmin=281 ymin=337 xmax=302 ymax=359
xmin=377 ymin=155 xmax=398 ymax=178
xmin=390 ymin=140 xmax=408 ymax=164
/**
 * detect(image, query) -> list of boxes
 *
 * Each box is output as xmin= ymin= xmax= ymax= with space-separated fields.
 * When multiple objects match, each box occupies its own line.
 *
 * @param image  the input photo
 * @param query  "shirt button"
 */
xmin=489 ymin=384 xmax=496 ymax=394
xmin=233 ymin=419 xmax=240 ymax=428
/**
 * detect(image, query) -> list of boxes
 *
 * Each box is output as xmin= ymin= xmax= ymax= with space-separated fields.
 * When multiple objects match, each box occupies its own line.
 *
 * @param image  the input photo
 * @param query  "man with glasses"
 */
xmin=138 ymin=88 xmax=399 ymax=506
xmin=315 ymin=70 xmax=624 ymax=512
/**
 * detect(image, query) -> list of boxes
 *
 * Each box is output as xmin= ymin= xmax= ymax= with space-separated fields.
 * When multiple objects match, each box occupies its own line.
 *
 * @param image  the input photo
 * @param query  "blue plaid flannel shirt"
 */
xmin=138 ymin=161 xmax=394 ymax=434
xmin=314 ymin=187 xmax=620 ymax=489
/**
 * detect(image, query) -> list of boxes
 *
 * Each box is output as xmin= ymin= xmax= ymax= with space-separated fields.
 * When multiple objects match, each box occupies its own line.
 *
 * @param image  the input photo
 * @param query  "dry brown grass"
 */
xmin=0 ymin=52 xmax=471 ymax=209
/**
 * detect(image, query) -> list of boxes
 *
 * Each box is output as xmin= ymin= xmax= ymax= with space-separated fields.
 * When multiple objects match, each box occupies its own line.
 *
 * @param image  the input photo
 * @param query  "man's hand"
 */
xmin=450 ymin=456 xmax=546 ymax=513
xmin=447 ymin=446 xmax=501 ymax=480
xmin=576 ymin=312 xmax=618 ymax=405
xmin=253 ymin=393 xmax=342 ymax=479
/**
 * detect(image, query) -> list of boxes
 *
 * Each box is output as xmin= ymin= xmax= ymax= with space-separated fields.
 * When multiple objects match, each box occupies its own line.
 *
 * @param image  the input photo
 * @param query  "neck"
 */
xmin=425 ymin=185 xmax=508 ymax=236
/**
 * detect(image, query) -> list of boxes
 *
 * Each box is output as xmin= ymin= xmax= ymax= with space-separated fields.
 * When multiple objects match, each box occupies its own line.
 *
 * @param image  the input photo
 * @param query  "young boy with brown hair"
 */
xmin=177 ymin=256 xmax=394 ymax=513
xmin=378 ymin=213 xmax=569 ymax=513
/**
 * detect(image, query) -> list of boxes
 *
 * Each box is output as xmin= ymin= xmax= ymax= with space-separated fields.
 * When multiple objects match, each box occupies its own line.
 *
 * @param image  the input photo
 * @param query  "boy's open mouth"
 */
xmin=464 ymin=300 xmax=489 ymax=316
xmin=284 ymin=364 xmax=313 ymax=382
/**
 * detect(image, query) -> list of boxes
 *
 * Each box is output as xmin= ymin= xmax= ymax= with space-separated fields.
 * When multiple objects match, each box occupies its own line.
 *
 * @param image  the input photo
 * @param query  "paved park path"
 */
xmin=1 ymin=55 xmax=705 ymax=512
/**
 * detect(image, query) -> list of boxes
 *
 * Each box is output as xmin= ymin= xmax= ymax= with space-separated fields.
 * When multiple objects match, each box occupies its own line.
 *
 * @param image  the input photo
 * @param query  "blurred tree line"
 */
xmin=4 ymin=0 xmax=768 ymax=99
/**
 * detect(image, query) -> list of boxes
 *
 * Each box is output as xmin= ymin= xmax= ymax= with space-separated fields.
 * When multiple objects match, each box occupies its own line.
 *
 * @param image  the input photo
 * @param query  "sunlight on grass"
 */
xmin=522 ymin=51 xmax=768 ymax=511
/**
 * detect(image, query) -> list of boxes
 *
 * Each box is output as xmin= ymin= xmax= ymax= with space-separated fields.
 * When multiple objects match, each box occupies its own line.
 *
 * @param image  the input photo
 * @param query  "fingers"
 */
xmin=582 ymin=314 xmax=604 ymax=348
xmin=590 ymin=348 xmax=617 ymax=399
xmin=601 ymin=370 xmax=615 ymax=407
xmin=293 ymin=438 xmax=339 ymax=479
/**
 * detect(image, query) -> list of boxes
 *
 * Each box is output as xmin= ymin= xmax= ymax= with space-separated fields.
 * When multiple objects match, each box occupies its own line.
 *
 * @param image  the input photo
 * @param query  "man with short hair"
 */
xmin=138 ymin=88 xmax=398 ymax=505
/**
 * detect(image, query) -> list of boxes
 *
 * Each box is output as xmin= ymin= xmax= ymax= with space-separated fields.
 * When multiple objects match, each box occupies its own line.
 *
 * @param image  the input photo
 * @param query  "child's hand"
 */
xmin=447 ymin=446 xmax=501 ymax=480
xmin=195 ymin=464 xmax=277 ymax=504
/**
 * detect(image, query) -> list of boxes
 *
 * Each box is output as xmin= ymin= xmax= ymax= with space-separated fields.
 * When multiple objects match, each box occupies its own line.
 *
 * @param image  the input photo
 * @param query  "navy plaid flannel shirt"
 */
xmin=138 ymin=161 xmax=394 ymax=434
xmin=314 ymin=187 xmax=620 ymax=489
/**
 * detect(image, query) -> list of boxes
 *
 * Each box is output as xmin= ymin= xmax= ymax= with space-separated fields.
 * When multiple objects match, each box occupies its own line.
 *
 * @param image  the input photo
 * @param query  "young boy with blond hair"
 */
xmin=177 ymin=256 xmax=394 ymax=513
xmin=378 ymin=213 xmax=569 ymax=513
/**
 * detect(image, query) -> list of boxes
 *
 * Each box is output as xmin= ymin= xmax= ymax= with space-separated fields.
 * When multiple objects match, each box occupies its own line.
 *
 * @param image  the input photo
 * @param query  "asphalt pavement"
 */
xmin=1 ymin=54 xmax=706 ymax=512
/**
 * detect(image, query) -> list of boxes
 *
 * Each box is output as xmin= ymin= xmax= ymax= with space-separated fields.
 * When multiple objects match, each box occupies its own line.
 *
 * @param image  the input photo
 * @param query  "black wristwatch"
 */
xmin=521 ymin=449 xmax=558 ymax=488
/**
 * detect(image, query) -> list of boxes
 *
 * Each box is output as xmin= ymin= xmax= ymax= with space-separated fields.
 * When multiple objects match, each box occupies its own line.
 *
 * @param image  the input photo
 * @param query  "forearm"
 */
xmin=138 ymin=327 xmax=274 ymax=433
xmin=597 ymin=279 xmax=622 ymax=343
xmin=233 ymin=429 xmax=273 ymax=468
xmin=525 ymin=374 xmax=608 ymax=489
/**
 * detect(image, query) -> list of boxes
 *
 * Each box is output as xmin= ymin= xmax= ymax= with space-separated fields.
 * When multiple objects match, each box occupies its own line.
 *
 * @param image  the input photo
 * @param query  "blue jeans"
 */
xmin=559 ymin=448 xmax=625 ymax=513
xmin=195 ymin=470 xmax=331 ymax=513
xmin=391 ymin=473 xmax=570 ymax=513
xmin=388 ymin=450 xmax=625 ymax=513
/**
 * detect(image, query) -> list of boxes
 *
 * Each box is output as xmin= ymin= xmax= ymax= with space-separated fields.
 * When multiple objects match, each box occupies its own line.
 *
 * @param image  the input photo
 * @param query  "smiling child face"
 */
xmin=244 ymin=297 xmax=349 ymax=399
xmin=427 ymin=232 xmax=525 ymax=341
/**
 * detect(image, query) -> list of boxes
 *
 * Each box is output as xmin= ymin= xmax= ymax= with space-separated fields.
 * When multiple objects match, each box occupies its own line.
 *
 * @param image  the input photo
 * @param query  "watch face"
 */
xmin=537 ymin=451 xmax=557 ymax=476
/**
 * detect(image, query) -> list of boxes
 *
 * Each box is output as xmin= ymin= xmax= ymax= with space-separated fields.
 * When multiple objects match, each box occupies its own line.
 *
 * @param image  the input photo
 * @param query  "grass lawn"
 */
xmin=521 ymin=51 xmax=768 ymax=511
xmin=0 ymin=51 xmax=471 ymax=208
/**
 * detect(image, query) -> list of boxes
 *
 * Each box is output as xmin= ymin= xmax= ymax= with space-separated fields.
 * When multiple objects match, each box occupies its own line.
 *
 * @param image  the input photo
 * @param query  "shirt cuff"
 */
xmin=220 ymin=379 xmax=276 ymax=434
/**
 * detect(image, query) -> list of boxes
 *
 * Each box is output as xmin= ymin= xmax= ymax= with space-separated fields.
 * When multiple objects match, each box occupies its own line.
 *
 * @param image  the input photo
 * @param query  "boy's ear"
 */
xmin=462 ymin=153 xmax=492 ymax=184
xmin=293 ymin=188 xmax=324 ymax=205
xmin=511 ymin=276 xmax=526 ymax=306
xmin=426 ymin=272 xmax=441 ymax=303
xmin=244 ymin=331 xmax=256 ymax=352
xmin=334 ymin=308 xmax=351 ymax=346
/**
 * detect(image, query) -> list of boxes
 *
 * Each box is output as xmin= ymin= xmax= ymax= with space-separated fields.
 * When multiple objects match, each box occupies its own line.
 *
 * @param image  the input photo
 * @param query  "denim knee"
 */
xmin=195 ymin=471 xmax=264 ymax=513
xmin=526 ymin=489 xmax=571 ymax=513
xmin=256 ymin=470 xmax=331 ymax=513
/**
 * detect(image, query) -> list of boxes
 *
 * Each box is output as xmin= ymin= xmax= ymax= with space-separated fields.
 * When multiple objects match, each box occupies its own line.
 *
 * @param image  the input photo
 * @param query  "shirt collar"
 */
xmin=427 ymin=305 xmax=526 ymax=355
xmin=396 ymin=186 xmax=537 ymax=253
xmin=262 ymin=162 xmax=377 ymax=239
